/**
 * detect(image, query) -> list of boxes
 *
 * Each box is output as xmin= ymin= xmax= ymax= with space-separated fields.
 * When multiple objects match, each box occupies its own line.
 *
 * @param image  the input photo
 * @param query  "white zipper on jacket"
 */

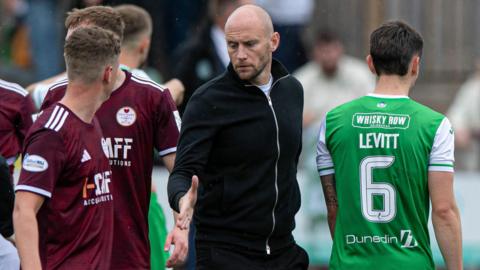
xmin=261 ymin=74 xmax=289 ymax=255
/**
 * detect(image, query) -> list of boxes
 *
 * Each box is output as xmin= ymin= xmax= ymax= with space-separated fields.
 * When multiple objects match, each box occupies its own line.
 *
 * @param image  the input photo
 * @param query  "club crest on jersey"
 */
xmin=116 ymin=106 xmax=136 ymax=126
xmin=22 ymin=154 xmax=48 ymax=172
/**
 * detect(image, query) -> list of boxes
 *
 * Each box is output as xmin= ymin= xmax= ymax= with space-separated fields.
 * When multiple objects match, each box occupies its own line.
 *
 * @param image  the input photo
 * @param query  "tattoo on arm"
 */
xmin=321 ymin=175 xmax=338 ymax=208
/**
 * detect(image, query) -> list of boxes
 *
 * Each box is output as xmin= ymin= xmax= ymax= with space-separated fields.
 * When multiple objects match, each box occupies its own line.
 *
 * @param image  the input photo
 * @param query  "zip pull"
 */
xmin=267 ymin=95 xmax=272 ymax=106
xmin=266 ymin=244 xmax=271 ymax=255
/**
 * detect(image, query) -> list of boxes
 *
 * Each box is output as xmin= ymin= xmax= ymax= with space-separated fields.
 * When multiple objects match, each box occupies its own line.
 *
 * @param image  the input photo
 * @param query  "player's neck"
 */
xmin=119 ymin=51 xmax=141 ymax=70
xmin=373 ymin=75 xmax=412 ymax=96
xmin=112 ymin=69 xmax=126 ymax=93
xmin=61 ymin=82 xmax=106 ymax=124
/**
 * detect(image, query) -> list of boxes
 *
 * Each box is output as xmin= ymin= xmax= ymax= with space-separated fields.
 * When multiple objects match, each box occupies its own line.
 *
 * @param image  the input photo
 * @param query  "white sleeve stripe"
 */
xmin=15 ymin=185 xmax=52 ymax=198
xmin=428 ymin=166 xmax=454 ymax=172
xmin=318 ymin=166 xmax=334 ymax=171
xmin=159 ymin=147 xmax=177 ymax=156
xmin=319 ymin=169 xmax=335 ymax=176
xmin=428 ymin=162 xmax=453 ymax=167
xmin=44 ymin=105 xmax=60 ymax=128
xmin=53 ymin=111 xmax=69 ymax=131
xmin=131 ymin=77 xmax=165 ymax=91
xmin=48 ymin=80 xmax=68 ymax=91
xmin=47 ymin=107 xmax=65 ymax=129
xmin=0 ymin=79 xmax=28 ymax=96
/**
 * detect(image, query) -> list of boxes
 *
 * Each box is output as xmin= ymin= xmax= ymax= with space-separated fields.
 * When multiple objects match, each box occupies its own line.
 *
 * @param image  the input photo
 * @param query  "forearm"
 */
xmin=164 ymin=79 xmax=185 ymax=106
xmin=320 ymin=174 xmax=338 ymax=239
xmin=13 ymin=209 xmax=42 ymax=270
xmin=326 ymin=208 xmax=337 ymax=239
xmin=167 ymin=174 xmax=190 ymax=212
xmin=432 ymin=206 xmax=463 ymax=270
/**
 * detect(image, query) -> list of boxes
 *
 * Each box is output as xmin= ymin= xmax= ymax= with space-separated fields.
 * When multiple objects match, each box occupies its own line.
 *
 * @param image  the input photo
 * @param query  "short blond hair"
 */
xmin=65 ymin=6 xmax=124 ymax=42
xmin=64 ymin=26 xmax=121 ymax=83
xmin=114 ymin=4 xmax=152 ymax=49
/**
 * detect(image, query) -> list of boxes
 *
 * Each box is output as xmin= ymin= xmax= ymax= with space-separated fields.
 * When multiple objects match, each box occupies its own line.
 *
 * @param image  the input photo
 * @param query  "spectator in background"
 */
xmin=255 ymin=0 xmax=313 ymax=72
xmin=293 ymin=29 xmax=374 ymax=259
xmin=171 ymin=0 xmax=250 ymax=115
xmin=0 ymin=0 xmax=35 ymax=85
xmin=26 ymin=0 xmax=63 ymax=81
xmin=447 ymin=63 xmax=480 ymax=171
xmin=295 ymin=29 xmax=375 ymax=128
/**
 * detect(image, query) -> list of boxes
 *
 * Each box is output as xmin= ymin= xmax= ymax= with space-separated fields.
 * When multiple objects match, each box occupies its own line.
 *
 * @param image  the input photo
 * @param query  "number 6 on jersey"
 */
xmin=360 ymin=156 xmax=396 ymax=223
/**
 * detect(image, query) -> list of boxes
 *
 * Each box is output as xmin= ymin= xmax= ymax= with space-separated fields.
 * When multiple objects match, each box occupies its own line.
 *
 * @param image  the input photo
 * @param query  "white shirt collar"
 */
xmin=368 ymin=93 xmax=410 ymax=99
xmin=256 ymin=74 xmax=273 ymax=95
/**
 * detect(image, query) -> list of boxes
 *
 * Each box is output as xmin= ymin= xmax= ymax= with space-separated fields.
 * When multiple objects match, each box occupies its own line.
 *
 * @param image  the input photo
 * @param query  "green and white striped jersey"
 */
xmin=316 ymin=94 xmax=454 ymax=270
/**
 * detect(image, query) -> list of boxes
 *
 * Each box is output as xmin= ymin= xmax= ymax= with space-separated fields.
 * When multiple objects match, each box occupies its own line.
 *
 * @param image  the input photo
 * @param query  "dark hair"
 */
xmin=369 ymin=20 xmax=423 ymax=76
xmin=314 ymin=29 xmax=341 ymax=45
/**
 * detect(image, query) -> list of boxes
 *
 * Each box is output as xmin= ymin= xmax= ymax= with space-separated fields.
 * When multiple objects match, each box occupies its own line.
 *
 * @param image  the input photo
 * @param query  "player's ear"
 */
xmin=410 ymin=55 xmax=420 ymax=76
xmin=270 ymin=32 xmax=280 ymax=52
xmin=102 ymin=65 xmax=114 ymax=84
xmin=366 ymin=55 xmax=377 ymax=75
xmin=139 ymin=37 xmax=151 ymax=55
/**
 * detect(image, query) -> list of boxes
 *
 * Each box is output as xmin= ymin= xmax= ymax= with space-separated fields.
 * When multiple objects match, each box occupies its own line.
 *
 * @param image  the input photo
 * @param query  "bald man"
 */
xmin=168 ymin=5 xmax=308 ymax=269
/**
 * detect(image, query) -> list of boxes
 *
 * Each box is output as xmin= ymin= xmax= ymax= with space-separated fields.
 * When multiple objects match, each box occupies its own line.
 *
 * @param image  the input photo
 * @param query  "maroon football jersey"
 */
xmin=0 ymin=79 xmax=35 ymax=173
xmin=42 ymin=71 xmax=180 ymax=269
xmin=16 ymin=103 xmax=114 ymax=270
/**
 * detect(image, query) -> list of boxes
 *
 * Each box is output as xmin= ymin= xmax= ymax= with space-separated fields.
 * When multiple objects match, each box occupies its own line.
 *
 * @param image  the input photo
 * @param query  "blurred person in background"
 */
xmin=295 ymin=29 xmax=375 ymax=129
xmin=447 ymin=62 xmax=480 ymax=171
xmin=293 ymin=29 xmax=374 ymax=258
xmin=255 ymin=0 xmax=313 ymax=72
xmin=171 ymin=0 xmax=251 ymax=115
xmin=0 ymin=0 xmax=35 ymax=85
xmin=26 ymin=0 xmax=63 ymax=81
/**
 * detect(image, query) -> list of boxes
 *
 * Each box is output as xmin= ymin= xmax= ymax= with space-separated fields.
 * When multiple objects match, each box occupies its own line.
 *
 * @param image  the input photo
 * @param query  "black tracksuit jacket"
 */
xmin=168 ymin=59 xmax=303 ymax=254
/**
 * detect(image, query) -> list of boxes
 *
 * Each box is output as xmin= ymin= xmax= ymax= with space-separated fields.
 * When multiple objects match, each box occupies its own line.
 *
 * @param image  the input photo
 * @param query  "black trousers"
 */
xmin=196 ymin=241 xmax=309 ymax=270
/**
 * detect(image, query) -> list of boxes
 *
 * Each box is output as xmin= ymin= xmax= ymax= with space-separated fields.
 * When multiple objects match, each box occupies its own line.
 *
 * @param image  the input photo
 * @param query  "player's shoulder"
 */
xmin=129 ymin=72 xmax=167 ymax=93
xmin=407 ymin=98 xmax=445 ymax=121
xmin=34 ymin=104 xmax=71 ymax=133
xmin=0 ymin=78 xmax=28 ymax=97
xmin=47 ymin=77 xmax=69 ymax=92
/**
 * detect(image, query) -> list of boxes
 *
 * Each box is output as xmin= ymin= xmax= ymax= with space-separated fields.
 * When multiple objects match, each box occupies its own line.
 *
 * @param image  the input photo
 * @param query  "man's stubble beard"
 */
xmin=242 ymin=55 xmax=270 ymax=83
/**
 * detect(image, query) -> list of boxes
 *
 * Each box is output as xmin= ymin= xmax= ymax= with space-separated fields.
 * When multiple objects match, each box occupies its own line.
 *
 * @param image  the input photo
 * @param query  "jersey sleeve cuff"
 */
xmin=428 ymin=163 xmax=454 ymax=172
xmin=318 ymin=167 xmax=335 ymax=176
xmin=15 ymin=184 xmax=52 ymax=198
xmin=159 ymin=147 xmax=176 ymax=156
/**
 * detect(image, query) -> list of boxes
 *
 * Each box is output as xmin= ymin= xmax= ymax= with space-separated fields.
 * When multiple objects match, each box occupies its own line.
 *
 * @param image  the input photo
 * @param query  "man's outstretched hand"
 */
xmin=176 ymin=175 xmax=199 ymax=230
xmin=164 ymin=225 xmax=189 ymax=268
